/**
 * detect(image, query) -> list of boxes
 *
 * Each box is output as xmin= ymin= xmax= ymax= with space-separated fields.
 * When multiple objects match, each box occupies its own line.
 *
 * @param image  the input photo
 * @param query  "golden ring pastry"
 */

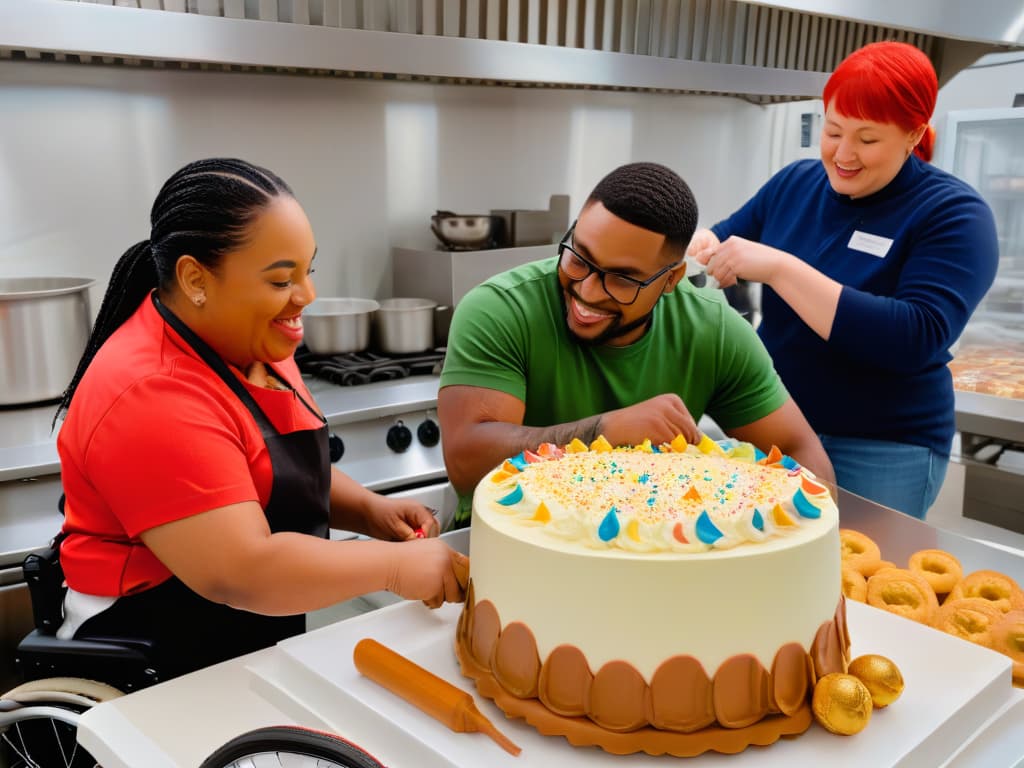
xmin=866 ymin=560 xmax=897 ymax=577
xmin=946 ymin=570 xmax=1024 ymax=614
xmin=990 ymin=609 xmax=1024 ymax=665
xmin=866 ymin=568 xmax=939 ymax=625
xmin=841 ymin=566 xmax=867 ymax=603
xmin=908 ymin=548 xmax=963 ymax=595
xmin=931 ymin=597 xmax=1004 ymax=648
xmin=839 ymin=529 xmax=882 ymax=576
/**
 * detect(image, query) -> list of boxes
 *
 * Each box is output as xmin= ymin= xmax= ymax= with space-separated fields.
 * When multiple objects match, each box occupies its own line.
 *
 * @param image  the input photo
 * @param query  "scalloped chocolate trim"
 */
xmin=455 ymin=586 xmax=847 ymax=756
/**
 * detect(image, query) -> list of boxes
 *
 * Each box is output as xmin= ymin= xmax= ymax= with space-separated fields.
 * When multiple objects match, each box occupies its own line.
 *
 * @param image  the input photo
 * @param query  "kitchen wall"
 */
xmin=0 ymin=59 xmax=773 ymax=313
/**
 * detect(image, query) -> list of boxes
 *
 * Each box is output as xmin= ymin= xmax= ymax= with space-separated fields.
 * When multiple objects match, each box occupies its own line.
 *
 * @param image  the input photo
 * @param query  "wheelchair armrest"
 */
xmin=17 ymin=630 xmax=152 ymax=663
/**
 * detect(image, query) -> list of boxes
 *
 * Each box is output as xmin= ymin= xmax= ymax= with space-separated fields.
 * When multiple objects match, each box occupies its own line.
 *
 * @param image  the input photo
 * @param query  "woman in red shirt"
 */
xmin=54 ymin=158 xmax=466 ymax=680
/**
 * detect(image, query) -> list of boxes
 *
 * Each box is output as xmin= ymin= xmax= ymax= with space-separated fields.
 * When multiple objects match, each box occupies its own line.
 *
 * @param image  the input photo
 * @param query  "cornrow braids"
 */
xmin=585 ymin=162 xmax=699 ymax=256
xmin=53 ymin=158 xmax=293 ymax=426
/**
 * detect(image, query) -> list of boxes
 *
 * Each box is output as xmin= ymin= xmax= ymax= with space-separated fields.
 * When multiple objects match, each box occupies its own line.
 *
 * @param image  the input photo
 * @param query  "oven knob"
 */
xmin=386 ymin=420 xmax=413 ymax=453
xmin=328 ymin=433 xmax=345 ymax=463
xmin=417 ymin=418 xmax=440 ymax=447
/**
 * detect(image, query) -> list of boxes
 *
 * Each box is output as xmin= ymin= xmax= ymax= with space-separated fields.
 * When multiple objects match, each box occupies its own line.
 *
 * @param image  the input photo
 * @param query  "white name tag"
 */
xmin=848 ymin=230 xmax=893 ymax=258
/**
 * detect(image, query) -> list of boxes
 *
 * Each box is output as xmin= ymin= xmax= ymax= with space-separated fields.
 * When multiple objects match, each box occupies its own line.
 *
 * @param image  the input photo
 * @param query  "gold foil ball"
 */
xmin=812 ymin=673 xmax=873 ymax=735
xmin=848 ymin=654 xmax=905 ymax=708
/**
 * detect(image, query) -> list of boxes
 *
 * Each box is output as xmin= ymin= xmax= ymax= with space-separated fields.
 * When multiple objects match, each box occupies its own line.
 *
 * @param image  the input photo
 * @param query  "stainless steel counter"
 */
xmin=955 ymin=391 xmax=1024 ymax=444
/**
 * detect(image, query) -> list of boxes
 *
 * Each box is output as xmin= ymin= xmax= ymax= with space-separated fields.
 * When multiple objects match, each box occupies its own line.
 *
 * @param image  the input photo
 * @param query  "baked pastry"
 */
xmin=931 ymin=597 xmax=1004 ymax=648
xmin=839 ymin=529 xmax=882 ymax=576
xmin=842 ymin=566 xmax=868 ymax=603
xmin=866 ymin=568 xmax=939 ymax=625
xmin=908 ymin=548 xmax=963 ymax=596
xmin=947 ymin=570 xmax=1024 ymax=614
xmin=457 ymin=436 xmax=845 ymax=756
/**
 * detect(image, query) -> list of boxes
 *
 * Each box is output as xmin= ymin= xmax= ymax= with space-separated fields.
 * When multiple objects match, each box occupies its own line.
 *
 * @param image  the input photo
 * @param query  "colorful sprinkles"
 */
xmin=487 ymin=435 xmax=833 ymax=552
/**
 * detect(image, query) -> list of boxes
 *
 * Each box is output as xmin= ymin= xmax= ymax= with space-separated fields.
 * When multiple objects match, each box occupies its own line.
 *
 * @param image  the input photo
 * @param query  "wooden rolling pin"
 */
xmin=353 ymin=637 xmax=521 ymax=756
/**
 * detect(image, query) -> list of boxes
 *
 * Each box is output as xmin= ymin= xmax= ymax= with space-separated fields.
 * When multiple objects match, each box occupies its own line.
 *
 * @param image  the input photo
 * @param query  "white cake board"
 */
xmin=246 ymin=600 xmax=1014 ymax=767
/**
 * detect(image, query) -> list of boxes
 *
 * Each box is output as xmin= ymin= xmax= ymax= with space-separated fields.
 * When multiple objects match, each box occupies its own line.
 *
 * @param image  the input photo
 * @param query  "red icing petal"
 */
xmin=523 ymin=450 xmax=543 ymax=463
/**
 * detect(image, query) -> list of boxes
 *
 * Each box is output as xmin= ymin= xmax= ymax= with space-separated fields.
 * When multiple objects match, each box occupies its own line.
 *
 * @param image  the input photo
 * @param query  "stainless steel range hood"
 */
xmin=2 ymin=0 xmax=1021 ymax=103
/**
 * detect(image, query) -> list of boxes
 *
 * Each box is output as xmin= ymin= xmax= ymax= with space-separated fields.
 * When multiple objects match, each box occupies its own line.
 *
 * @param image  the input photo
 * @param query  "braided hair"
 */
xmin=54 ymin=158 xmax=293 ymax=426
xmin=585 ymin=162 xmax=698 ymax=257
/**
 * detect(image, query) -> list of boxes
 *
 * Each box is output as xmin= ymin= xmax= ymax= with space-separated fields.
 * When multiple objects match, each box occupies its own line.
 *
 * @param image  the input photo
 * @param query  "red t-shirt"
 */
xmin=58 ymin=295 xmax=324 ymax=597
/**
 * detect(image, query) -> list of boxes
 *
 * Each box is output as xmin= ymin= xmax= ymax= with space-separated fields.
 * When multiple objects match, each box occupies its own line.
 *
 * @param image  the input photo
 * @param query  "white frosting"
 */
xmin=470 ymin=445 xmax=842 ymax=680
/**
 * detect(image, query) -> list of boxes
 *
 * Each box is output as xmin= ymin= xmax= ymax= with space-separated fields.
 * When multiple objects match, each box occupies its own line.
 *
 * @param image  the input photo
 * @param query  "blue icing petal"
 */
xmin=695 ymin=510 xmax=723 ymax=544
xmin=508 ymin=453 xmax=529 ymax=471
xmin=651 ymin=444 xmax=661 ymax=453
xmin=781 ymin=455 xmax=800 ymax=470
xmin=793 ymin=489 xmax=820 ymax=519
xmin=496 ymin=484 xmax=524 ymax=506
xmin=598 ymin=507 xmax=620 ymax=542
xmin=752 ymin=509 xmax=765 ymax=531
xmin=753 ymin=446 xmax=767 ymax=461
xmin=638 ymin=473 xmax=650 ymax=484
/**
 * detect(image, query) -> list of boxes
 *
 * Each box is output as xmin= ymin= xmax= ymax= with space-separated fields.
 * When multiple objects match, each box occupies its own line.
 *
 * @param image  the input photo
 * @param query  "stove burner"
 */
xmin=295 ymin=346 xmax=446 ymax=386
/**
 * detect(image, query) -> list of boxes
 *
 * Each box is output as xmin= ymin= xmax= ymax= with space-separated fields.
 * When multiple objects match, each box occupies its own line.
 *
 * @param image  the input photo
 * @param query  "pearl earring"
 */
xmin=193 ymin=293 xmax=206 ymax=307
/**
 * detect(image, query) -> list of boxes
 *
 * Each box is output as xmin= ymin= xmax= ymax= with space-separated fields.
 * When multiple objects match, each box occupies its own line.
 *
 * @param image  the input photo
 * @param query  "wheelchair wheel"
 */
xmin=199 ymin=725 xmax=386 ymax=768
xmin=1 ymin=677 xmax=123 ymax=768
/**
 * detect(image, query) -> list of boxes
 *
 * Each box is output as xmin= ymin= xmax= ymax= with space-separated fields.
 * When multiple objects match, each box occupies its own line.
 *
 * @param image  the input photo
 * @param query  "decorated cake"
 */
xmin=455 ymin=435 xmax=847 ymax=757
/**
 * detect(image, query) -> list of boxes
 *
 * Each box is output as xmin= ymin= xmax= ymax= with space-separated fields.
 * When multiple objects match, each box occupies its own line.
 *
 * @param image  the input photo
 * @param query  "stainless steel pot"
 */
xmin=302 ymin=298 xmax=379 ymax=354
xmin=0 ymin=277 xmax=95 ymax=405
xmin=375 ymin=298 xmax=444 ymax=354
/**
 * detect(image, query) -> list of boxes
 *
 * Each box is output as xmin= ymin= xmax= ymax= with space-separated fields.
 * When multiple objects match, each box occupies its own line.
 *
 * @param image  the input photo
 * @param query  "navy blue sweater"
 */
xmin=712 ymin=157 xmax=998 ymax=455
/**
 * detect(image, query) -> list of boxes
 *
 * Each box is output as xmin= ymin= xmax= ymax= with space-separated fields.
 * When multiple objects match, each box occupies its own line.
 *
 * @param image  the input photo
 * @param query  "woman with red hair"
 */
xmin=687 ymin=41 xmax=998 ymax=519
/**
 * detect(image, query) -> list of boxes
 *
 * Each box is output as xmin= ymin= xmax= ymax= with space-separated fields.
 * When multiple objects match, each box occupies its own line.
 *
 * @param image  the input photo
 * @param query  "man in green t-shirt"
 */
xmin=438 ymin=162 xmax=833 ymax=524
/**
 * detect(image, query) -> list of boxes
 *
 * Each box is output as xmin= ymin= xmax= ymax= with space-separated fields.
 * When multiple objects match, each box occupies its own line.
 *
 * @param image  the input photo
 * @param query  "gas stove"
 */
xmin=294 ymin=346 xmax=446 ymax=387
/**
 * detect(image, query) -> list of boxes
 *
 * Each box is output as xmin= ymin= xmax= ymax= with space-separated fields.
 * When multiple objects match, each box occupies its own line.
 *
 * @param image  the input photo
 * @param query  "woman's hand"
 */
xmin=685 ymin=228 xmax=722 ymax=268
xmin=702 ymin=236 xmax=788 ymax=289
xmin=363 ymin=495 xmax=441 ymax=542
xmin=385 ymin=540 xmax=469 ymax=608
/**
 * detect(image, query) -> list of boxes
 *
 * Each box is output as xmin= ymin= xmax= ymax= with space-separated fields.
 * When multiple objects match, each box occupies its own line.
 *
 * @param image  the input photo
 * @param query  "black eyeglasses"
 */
xmin=556 ymin=221 xmax=681 ymax=305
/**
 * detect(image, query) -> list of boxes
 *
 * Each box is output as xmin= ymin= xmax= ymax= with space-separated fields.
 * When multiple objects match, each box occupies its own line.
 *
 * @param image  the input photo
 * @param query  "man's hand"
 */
xmin=599 ymin=393 xmax=701 ymax=447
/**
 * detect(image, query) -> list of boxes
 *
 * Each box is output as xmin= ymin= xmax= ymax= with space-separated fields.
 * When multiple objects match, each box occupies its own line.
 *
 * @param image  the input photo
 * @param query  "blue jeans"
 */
xmin=818 ymin=434 xmax=949 ymax=520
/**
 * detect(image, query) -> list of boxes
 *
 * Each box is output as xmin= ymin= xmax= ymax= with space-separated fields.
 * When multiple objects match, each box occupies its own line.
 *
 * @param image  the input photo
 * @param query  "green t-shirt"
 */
xmin=440 ymin=257 xmax=789 ymax=519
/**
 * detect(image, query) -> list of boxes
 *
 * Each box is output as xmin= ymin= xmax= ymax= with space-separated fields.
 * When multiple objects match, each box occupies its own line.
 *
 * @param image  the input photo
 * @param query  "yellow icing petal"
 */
xmin=772 ymin=503 xmax=797 ymax=527
xmin=626 ymin=517 xmax=641 ymax=541
xmin=566 ymin=438 xmax=588 ymax=453
xmin=501 ymin=460 xmax=521 ymax=475
xmin=638 ymin=438 xmax=654 ymax=453
xmin=590 ymin=435 xmax=613 ymax=452
xmin=670 ymin=434 xmax=689 ymax=453
xmin=490 ymin=470 xmax=513 ymax=483
xmin=532 ymin=501 xmax=551 ymax=523
xmin=697 ymin=434 xmax=725 ymax=455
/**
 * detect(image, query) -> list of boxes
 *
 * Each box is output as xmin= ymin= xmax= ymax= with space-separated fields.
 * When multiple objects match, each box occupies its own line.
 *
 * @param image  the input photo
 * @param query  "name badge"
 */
xmin=848 ymin=230 xmax=893 ymax=258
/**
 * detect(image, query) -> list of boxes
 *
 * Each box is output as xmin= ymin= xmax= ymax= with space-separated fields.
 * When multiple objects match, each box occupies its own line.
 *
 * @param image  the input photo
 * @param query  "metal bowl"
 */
xmin=302 ymin=298 xmax=379 ymax=354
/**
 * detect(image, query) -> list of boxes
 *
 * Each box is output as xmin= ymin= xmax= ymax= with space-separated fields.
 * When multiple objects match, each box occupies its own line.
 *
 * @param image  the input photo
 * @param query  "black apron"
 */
xmin=75 ymin=294 xmax=330 ymax=680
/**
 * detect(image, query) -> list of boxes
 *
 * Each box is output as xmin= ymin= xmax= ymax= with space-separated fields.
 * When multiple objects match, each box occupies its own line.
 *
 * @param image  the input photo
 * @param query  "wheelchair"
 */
xmin=2 ymin=536 xmax=387 ymax=768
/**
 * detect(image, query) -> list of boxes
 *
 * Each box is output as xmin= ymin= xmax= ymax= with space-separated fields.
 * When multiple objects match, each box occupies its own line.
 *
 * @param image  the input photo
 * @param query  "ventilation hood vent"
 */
xmin=2 ymin=0 xmax=1021 ymax=104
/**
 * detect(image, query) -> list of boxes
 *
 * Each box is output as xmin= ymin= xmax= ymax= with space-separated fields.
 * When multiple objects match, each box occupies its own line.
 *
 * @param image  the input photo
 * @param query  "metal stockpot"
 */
xmin=375 ymin=298 xmax=444 ymax=354
xmin=302 ymin=298 xmax=379 ymax=354
xmin=0 ymin=277 xmax=95 ymax=405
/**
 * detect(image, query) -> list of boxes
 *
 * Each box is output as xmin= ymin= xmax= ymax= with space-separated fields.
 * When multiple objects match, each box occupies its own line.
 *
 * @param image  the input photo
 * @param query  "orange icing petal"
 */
xmin=523 ymin=450 xmax=543 ymax=463
xmin=683 ymin=486 xmax=702 ymax=502
xmin=537 ymin=442 xmax=564 ymax=459
xmin=801 ymin=476 xmax=827 ymax=495
xmin=532 ymin=501 xmax=551 ymax=523
xmin=490 ymin=470 xmax=513 ymax=483
xmin=501 ymin=460 xmax=521 ymax=475
xmin=672 ymin=522 xmax=689 ymax=543
xmin=758 ymin=445 xmax=783 ymax=465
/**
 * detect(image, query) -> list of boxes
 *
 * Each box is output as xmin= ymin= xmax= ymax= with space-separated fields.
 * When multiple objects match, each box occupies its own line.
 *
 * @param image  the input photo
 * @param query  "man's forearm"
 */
xmin=446 ymin=415 xmax=603 ymax=495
